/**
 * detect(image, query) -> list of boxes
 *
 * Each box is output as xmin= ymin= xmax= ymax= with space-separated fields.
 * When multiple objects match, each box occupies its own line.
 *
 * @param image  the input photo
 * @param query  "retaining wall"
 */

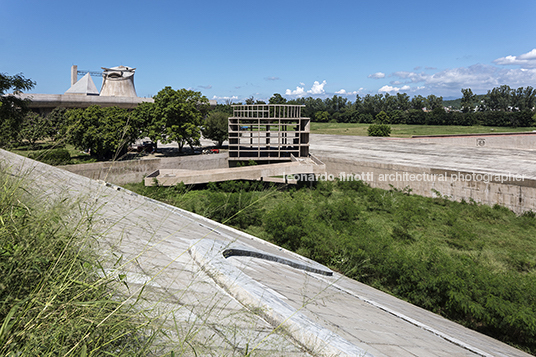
xmin=58 ymin=154 xmax=228 ymax=185
xmin=408 ymin=132 xmax=536 ymax=150
xmin=315 ymin=155 xmax=536 ymax=214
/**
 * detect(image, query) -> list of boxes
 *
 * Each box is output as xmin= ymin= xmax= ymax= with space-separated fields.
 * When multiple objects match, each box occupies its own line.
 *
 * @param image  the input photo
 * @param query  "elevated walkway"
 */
xmin=145 ymin=154 xmax=326 ymax=186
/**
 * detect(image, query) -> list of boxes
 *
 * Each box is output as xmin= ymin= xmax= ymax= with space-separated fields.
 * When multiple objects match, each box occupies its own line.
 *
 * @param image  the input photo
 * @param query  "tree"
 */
xmin=425 ymin=94 xmax=443 ymax=110
xmin=396 ymin=93 xmax=411 ymax=111
xmin=314 ymin=111 xmax=330 ymax=122
xmin=45 ymin=107 xmax=68 ymax=141
xmin=269 ymin=93 xmax=287 ymax=104
xmin=461 ymin=88 xmax=476 ymax=113
xmin=375 ymin=111 xmax=390 ymax=124
xmin=203 ymin=111 xmax=229 ymax=147
xmin=20 ymin=112 xmax=49 ymax=148
xmin=482 ymin=85 xmax=511 ymax=111
xmin=63 ymin=106 xmax=142 ymax=160
xmin=0 ymin=73 xmax=35 ymax=147
xmin=411 ymin=95 xmax=426 ymax=110
xmin=149 ymin=87 xmax=209 ymax=153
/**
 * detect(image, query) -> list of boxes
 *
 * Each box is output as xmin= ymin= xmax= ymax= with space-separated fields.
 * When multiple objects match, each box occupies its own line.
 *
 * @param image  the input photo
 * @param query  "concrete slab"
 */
xmin=0 ymin=149 xmax=532 ymax=357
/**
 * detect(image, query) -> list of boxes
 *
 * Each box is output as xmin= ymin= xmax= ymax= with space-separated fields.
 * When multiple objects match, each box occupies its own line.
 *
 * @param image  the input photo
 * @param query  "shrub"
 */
xmin=367 ymin=124 xmax=391 ymax=137
xmin=28 ymin=148 xmax=71 ymax=165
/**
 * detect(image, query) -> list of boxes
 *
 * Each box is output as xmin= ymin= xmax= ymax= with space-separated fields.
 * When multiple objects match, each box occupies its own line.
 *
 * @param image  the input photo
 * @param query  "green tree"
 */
xmin=396 ymin=93 xmax=411 ymax=111
xmin=411 ymin=95 xmax=426 ymax=110
xmin=481 ymin=85 xmax=512 ymax=111
xmin=426 ymin=94 xmax=443 ymax=110
xmin=314 ymin=111 xmax=330 ymax=122
xmin=45 ymin=107 xmax=68 ymax=141
xmin=269 ymin=93 xmax=287 ymax=104
xmin=150 ymin=87 xmax=209 ymax=153
xmin=375 ymin=111 xmax=390 ymax=124
xmin=0 ymin=73 xmax=35 ymax=147
xmin=20 ymin=112 xmax=48 ymax=148
xmin=203 ymin=111 xmax=229 ymax=147
xmin=63 ymin=106 xmax=142 ymax=160
xmin=461 ymin=88 xmax=476 ymax=113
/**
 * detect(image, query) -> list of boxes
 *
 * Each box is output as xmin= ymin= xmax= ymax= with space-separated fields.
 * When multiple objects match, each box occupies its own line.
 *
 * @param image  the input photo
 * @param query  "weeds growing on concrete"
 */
xmin=0 ymin=167 xmax=163 ymax=356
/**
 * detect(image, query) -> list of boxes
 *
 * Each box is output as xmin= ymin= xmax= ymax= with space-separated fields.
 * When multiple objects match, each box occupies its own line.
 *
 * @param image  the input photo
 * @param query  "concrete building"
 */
xmin=228 ymin=104 xmax=310 ymax=164
xmin=17 ymin=65 xmax=153 ymax=116
xmin=12 ymin=65 xmax=217 ymax=116
xmin=99 ymin=65 xmax=138 ymax=97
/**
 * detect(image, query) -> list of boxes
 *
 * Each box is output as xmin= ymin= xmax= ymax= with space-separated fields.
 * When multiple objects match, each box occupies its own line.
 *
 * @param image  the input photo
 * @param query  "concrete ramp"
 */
xmin=145 ymin=155 xmax=326 ymax=186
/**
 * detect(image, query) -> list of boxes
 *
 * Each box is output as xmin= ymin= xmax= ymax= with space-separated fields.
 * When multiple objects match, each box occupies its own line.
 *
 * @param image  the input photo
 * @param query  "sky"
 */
xmin=2 ymin=0 xmax=536 ymax=103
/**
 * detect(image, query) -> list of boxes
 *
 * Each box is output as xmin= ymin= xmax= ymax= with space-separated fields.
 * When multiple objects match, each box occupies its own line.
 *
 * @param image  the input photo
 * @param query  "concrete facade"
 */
xmin=228 ymin=104 xmax=310 ymax=163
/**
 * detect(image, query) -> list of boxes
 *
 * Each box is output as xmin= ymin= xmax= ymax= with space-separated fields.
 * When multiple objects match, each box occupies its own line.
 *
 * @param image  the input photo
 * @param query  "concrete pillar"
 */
xmin=71 ymin=65 xmax=78 ymax=86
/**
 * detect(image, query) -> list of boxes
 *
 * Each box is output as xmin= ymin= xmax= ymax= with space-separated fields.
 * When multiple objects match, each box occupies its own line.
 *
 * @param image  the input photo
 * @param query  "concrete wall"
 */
xmin=58 ymin=148 xmax=536 ymax=214
xmin=58 ymin=154 xmax=229 ymax=185
xmin=316 ymin=155 xmax=536 ymax=214
xmin=408 ymin=132 xmax=536 ymax=150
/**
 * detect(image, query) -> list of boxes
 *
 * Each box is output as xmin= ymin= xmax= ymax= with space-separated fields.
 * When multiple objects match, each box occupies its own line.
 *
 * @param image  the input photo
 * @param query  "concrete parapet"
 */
xmin=315 ymin=154 xmax=536 ymax=214
xmin=145 ymin=159 xmax=326 ymax=186
xmin=408 ymin=131 xmax=536 ymax=150
xmin=59 ymin=153 xmax=229 ymax=185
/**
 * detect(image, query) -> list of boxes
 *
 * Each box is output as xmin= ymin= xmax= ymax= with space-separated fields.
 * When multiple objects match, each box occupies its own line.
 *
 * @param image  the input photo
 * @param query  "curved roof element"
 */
xmin=100 ymin=65 xmax=137 ymax=97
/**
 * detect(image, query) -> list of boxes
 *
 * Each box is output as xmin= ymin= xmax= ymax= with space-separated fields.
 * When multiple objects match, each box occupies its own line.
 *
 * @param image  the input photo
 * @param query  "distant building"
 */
xmin=228 ymin=104 xmax=310 ymax=165
xmin=16 ymin=65 xmax=153 ymax=116
xmin=99 ymin=66 xmax=138 ymax=97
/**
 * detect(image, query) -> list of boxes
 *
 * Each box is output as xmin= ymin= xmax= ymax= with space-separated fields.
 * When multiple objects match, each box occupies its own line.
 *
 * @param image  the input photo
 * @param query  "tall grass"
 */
xmin=0 ymin=168 xmax=159 ymax=356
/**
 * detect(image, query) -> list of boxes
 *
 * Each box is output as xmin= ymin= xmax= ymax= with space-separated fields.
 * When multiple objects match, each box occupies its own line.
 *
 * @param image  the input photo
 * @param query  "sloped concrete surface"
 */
xmin=0 ymin=149 xmax=532 ymax=357
xmin=310 ymin=134 xmax=536 ymax=178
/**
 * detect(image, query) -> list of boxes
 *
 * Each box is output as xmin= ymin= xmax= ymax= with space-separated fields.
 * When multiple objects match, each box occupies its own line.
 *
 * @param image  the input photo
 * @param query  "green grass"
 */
xmin=311 ymin=122 xmax=536 ymax=137
xmin=0 ymin=167 xmax=160 ymax=356
xmin=125 ymin=180 xmax=536 ymax=354
xmin=9 ymin=142 xmax=97 ymax=164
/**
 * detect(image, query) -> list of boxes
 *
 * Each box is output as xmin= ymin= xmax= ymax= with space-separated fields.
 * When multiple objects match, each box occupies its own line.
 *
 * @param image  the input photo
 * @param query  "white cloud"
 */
xmin=285 ymin=86 xmax=305 ymax=96
xmin=387 ymin=62 xmax=536 ymax=96
xmin=493 ymin=49 xmax=536 ymax=68
xmin=285 ymin=80 xmax=327 ymax=97
xmin=392 ymin=71 xmax=428 ymax=83
xmin=378 ymin=85 xmax=410 ymax=94
xmin=308 ymin=80 xmax=327 ymax=95
xmin=336 ymin=89 xmax=361 ymax=96
xmin=368 ymin=72 xmax=385 ymax=79
xmin=212 ymin=95 xmax=238 ymax=101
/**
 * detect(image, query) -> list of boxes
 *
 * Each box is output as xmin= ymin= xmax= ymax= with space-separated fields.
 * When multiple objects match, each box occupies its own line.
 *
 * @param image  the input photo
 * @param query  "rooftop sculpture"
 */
xmin=99 ymin=65 xmax=137 ymax=97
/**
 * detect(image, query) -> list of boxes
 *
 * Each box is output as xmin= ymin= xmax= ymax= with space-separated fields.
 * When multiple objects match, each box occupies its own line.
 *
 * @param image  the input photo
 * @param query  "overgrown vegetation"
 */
xmin=125 ymin=179 xmax=536 ymax=354
xmin=0 ymin=168 xmax=159 ymax=356
xmin=367 ymin=124 xmax=391 ymax=137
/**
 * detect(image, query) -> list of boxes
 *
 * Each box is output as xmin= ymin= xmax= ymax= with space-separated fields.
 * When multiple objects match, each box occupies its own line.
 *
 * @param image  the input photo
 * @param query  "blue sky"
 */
xmin=2 ymin=0 xmax=536 ymax=103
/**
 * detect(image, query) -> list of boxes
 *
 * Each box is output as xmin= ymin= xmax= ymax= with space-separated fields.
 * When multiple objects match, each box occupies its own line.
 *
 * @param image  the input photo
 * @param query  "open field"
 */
xmin=311 ymin=123 xmax=536 ymax=137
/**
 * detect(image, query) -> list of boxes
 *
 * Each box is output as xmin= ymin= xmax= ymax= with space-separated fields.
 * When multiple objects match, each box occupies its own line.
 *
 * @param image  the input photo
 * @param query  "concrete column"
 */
xmin=71 ymin=65 xmax=78 ymax=86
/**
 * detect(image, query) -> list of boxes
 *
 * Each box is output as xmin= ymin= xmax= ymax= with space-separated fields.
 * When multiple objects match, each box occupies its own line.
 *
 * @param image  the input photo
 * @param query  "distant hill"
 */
xmin=443 ymin=97 xmax=461 ymax=109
